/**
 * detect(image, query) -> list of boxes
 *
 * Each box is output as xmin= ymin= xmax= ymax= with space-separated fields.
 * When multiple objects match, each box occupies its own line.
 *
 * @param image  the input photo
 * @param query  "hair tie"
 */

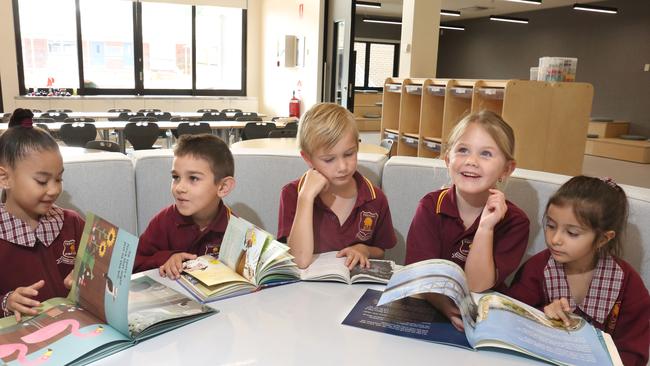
xmin=600 ymin=176 xmax=618 ymax=189
xmin=20 ymin=118 xmax=33 ymax=128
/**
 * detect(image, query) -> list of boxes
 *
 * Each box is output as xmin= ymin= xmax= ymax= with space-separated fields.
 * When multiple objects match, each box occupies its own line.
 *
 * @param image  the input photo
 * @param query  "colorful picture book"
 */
xmin=0 ymin=213 xmax=215 ymax=366
xmin=300 ymin=251 xmax=399 ymax=284
xmin=357 ymin=259 xmax=623 ymax=366
xmin=178 ymin=216 xmax=299 ymax=303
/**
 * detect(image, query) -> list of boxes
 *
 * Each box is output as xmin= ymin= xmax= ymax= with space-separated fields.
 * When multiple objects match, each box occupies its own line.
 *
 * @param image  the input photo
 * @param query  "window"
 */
xmin=80 ymin=0 xmax=135 ymax=89
xmin=17 ymin=0 xmax=79 ymax=89
xmin=13 ymin=0 xmax=247 ymax=96
xmin=353 ymin=41 xmax=398 ymax=90
xmin=195 ymin=6 xmax=243 ymax=90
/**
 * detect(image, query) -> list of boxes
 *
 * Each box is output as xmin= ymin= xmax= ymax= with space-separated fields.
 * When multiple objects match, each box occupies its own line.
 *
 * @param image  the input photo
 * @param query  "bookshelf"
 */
xmin=380 ymin=78 xmax=594 ymax=175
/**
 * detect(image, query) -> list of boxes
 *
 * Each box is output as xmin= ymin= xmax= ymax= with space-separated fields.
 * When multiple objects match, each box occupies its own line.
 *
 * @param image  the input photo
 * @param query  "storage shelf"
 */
xmin=386 ymin=83 xmax=402 ymax=93
xmin=405 ymin=85 xmax=422 ymax=95
xmin=427 ymin=85 xmax=445 ymax=96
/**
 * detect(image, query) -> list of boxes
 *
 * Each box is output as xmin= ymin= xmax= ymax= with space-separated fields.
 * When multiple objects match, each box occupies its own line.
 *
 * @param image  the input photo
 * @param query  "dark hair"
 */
xmin=174 ymin=134 xmax=234 ymax=181
xmin=546 ymin=175 xmax=628 ymax=258
xmin=0 ymin=108 xmax=59 ymax=168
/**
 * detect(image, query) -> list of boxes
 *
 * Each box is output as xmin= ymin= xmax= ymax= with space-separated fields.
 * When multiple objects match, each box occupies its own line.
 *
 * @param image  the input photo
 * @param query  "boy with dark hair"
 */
xmin=134 ymin=134 xmax=236 ymax=278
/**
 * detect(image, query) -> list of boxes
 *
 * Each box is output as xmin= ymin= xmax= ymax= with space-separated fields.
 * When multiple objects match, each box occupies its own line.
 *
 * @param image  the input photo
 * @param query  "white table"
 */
xmin=91 ymin=271 xmax=546 ymax=366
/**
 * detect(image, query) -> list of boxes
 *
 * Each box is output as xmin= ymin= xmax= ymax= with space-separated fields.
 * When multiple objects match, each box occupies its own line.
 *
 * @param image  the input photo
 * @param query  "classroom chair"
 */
xmin=138 ymin=108 xmax=161 ymax=113
xmin=40 ymin=112 xmax=69 ymax=122
xmin=35 ymin=123 xmax=52 ymax=134
xmin=60 ymin=123 xmax=97 ymax=147
xmin=201 ymin=112 xmax=225 ymax=121
xmin=86 ymin=140 xmax=120 ymax=152
xmin=64 ymin=117 xmax=95 ymax=123
xmin=177 ymin=122 xmax=212 ymax=137
xmin=242 ymin=122 xmax=276 ymax=140
xmin=110 ymin=112 xmax=143 ymax=121
xmin=284 ymin=121 xmax=298 ymax=130
xmin=47 ymin=109 xmax=73 ymax=113
xmin=197 ymin=108 xmax=219 ymax=113
xmin=221 ymin=108 xmax=242 ymax=114
xmin=235 ymin=115 xmax=263 ymax=122
xmin=33 ymin=117 xmax=56 ymax=123
xmin=124 ymin=122 xmax=160 ymax=150
xmin=108 ymin=108 xmax=131 ymax=113
xmin=268 ymin=128 xmax=297 ymax=138
xmin=129 ymin=116 xmax=158 ymax=123
xmin=146 ymin=111 xmax=172 ymax=121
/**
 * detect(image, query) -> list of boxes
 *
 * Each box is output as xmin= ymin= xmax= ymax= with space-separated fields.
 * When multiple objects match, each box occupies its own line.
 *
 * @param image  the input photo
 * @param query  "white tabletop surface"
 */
xmin=90 ymin=270 xmax=546 ymax=366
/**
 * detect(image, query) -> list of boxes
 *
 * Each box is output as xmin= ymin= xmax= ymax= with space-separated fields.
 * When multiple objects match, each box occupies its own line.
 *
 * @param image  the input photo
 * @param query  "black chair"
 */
xmin=222 ymin=108 xmax=242 ymax=114
xmin=47 ymin=109 xmax=73 ymax=113
xmin=86 ymin=140 xmax=120 ymax=152
xmin=242 ymin=122 xmax=276 ymax=140
xmin=201 ymin=112 xmax=225 ymax=121
xmin=234 ymin=112 xmax=257 ymax=118
xmin=138 ymin=108 xmax=161 ymax=113
xmin=268 ymin=128 xmax=297 ymax=138
xmin=284 ymin=121 xmax=298 ymax=130
xmin=64 ymin=117 xmax=95 ymax=123
xmin=236 ymin=115 xmax=262 ymax=122
xmin=108 ymin=108 xmax=131 ymax=113
xmin=217 ymin=112 xmax=235 ymax=121
xmin=30 ymin=109 xmax=42 ymax=113
xmin=124 ymin=122 xmax=160 ymax=150
xmin=33 ymin=117 xmax=56 ymax=123
xmin=2 ymin=113 xmax=12 ymax=123
xmin=35 ymin=123 xmax=52 ymax=134
xmin=197 ymin=108 xmax=219 ymax=113
xmin=147 ymin=111 xmax=172 ymax=121
xmin=110 ymin=112 xmax=143 ymax=121
xmin=60 ymin=123 xmax=97 ymax=147
xmin=128 ymin=116 xmax=158 ymax=123
xmin=177 ymin=122 xmax=212 ymax=137
xmin=40 ymin=112 xmax=68 ymax=122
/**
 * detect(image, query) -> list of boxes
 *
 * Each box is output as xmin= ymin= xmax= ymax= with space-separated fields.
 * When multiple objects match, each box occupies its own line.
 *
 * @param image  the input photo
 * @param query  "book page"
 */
xmin=183 ymin=255 xmax=249 ymax=287
xmin=299 ymin=251 xmax=350 ymax=283
xmin=218 ymin=216 xmax=270 ymax=282
xmin=377 ymin=259 xmax=477 ymax=327
xmin=471 ymin=293 xmax=616 ymax=365
xmin=0 ymin=302 xmax=128 ymax=366
xmin=67 ymin=213 xmax=138 ymax=337
xmin=350 ymin=259 xmax=395 ymax=284
xmin=127 ymin=276 xmax=214 ymax=339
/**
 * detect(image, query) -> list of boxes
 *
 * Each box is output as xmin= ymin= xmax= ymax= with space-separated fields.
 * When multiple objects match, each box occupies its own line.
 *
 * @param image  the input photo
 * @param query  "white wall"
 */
xmin=258 ymin=0 xmax=323 ymax=118
xmin=0 ymin=0 xmax=263 ymax=113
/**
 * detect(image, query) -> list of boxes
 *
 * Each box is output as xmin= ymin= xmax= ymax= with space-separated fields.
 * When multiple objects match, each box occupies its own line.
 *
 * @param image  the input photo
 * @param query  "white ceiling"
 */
xmin=356 ymin=0 xmax=606 ymax=21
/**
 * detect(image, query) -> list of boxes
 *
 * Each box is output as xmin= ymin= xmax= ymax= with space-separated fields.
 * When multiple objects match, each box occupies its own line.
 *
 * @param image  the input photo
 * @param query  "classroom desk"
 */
xmin=231 ymin=138 xmax=389 ymax=155
xmin=92 ymin=272 xmax=545 ymax=366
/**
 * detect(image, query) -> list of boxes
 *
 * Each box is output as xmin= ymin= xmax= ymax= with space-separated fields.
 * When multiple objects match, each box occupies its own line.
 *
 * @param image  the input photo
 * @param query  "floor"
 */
xmin=359 ymin=132 xmax=650 ymax=189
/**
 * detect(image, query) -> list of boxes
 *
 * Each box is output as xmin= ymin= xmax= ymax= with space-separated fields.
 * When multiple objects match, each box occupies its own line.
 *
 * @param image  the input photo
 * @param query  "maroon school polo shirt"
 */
xmin=0 ymin=206 xmax=85 ymax=311
xmin=405 ymin=186 xmax=529 ymax=289
xmin=277 ymin=171 xmax=396 ymax=253
xmin=506 ymin=250 xmax=650 ymax=366
xmin=134 ymin=201 xmax=231 ymax=273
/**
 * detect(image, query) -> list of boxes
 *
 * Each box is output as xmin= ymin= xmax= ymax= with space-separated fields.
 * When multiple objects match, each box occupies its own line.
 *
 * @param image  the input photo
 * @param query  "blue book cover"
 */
xmin=342 ymin=288 xmax=471 ymax=349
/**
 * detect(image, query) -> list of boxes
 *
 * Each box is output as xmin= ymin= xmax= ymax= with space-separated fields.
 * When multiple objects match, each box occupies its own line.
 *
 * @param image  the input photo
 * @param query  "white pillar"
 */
xmin=398 ymin=0 xmax=441 ymax=78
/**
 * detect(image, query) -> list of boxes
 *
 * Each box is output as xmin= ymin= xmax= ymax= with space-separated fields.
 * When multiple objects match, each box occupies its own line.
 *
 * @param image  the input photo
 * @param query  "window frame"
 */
xmin=353 ymin=40 xmax=399 ymax=91
xmin=12 ymin=0 xmax=247 ymax=97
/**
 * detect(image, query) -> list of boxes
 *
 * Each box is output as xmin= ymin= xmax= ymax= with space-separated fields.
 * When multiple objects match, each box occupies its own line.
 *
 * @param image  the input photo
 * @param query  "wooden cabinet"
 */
xmin=380 ymin=77 xmax=593 ymax=176
xmin=353 ymin=91 xmax=382 ymax=132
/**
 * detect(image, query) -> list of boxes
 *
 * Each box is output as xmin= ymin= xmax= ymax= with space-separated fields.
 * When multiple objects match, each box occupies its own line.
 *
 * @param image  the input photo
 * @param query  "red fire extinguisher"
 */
xmin=289 ymin=91 xmax=300 ymax=118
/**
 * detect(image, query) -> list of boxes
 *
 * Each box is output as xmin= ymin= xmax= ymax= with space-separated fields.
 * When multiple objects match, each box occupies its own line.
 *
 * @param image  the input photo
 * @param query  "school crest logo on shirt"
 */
xmin=204 ymin=244 xmax=220 ymax=256
xmin=57 ymin=240 xmax=77 ymax=265
xmin=356 ymin=211 xmax=378 ymax=241
xmin=451 ymin=238 xmax=472 ymax=263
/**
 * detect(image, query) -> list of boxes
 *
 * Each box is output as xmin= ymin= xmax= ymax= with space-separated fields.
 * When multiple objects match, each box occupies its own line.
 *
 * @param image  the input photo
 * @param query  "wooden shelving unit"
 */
xmin=380 ymin=78 xmax=594 ymax=176
xmin=353 ymin=91 xmax=382 ymax=131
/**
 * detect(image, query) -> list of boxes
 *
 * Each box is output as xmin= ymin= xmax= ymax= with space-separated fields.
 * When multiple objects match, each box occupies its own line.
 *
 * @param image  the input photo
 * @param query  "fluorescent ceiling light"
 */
xmin=440 ymin=9 xmax=461 ymax=16
xmin=573 ymin=3 xmax=617 ymax=14
xmin=504 ymin=0 xmax=542 ymax=4
xmin=489 ymin=15 xmax=529 ymax=24
xmin=363 ymin=18 xmax=401 ymax=25
xmin=440 ymin=25 xmax=465 ymax=31
xmin=356 ymin=1 xmax=381 ymax=9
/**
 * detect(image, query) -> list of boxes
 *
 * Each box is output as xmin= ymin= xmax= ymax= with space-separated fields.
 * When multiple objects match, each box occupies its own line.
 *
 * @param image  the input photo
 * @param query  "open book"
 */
xmin=178 ymin=216 xmax=299 ymax=303
xmin=300 ymin=251 xmax=399 ymax=284
xmin=346 ymin=259 xmax=623 ymax=366
xmin=0 ymin=213 xmax=215 ymax=366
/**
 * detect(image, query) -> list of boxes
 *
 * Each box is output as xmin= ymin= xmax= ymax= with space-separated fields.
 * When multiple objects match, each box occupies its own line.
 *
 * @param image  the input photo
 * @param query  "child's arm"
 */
xmin=287 ymin=169 xmax=329 ymax=269
xmin=465 ymin=189 xmax=508 ymax=292
xmin=337 ymin=244 xmax=384 ymax=269
xmin=424 ymin=293 xmax=464 ymax=331
xmin=3 ymin=280 xmax=45 ymax=322
xmin=133 ymin=214 xmax=176 ymax=273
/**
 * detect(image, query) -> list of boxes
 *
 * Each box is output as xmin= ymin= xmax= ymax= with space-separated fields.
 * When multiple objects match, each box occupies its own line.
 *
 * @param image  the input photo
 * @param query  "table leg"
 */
xmin=118 ymin=131 xmax=126 ymax=153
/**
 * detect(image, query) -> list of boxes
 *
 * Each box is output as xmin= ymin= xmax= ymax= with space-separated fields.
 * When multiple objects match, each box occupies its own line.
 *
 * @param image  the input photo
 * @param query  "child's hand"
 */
xmin=63 ymin=270 xmax=74 ymax=289
xmin=7 ymin=280 xmax=45 ymax=322
xmin=337 ymin=244 xmax=371 ymax=269
xmin=159 ymin=252 xmax=197 ymax=280
xmin=298 ymin=168 xmax=329 ymax=200
xmin=544 ymin=298 xmax=573 ymax=327
xmin=479 ymin=189 xmax=508 ymax=230
xmin=427 ymin=293 xmax=464 ymax=331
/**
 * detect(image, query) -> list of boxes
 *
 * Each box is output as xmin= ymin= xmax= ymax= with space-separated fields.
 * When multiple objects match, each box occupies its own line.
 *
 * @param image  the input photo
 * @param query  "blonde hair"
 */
xmin=298 ymin=103 xmax=359 ymax=155
xmin=444 ymin=110 xmax=515 ymax=162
